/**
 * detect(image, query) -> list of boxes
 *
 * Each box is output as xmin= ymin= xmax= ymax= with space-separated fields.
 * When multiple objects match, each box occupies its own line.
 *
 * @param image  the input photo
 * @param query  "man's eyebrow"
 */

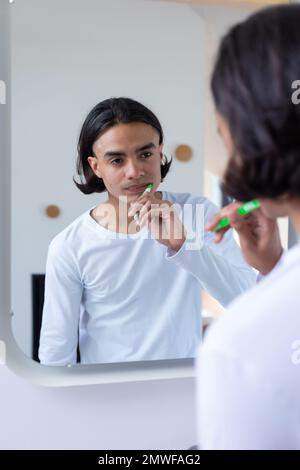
xmin=103 ymin=142 xmax=156 ymax=159
xmin=136 ymin=142 xmax=156 ymax=153
xmin=103 ymin=150 xmax=126 ymax=159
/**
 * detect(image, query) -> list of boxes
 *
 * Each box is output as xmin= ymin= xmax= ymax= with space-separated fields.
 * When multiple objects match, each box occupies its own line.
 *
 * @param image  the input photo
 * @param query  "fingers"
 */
xmin=138 ymin=200 xmax=152 ymax=221
xmin=205 ymin=202 xmax=243 ymax=232
xmin=205 ymin=202 xmax=256 ymax=244
xmin=128 ymin=201 xmax=143 ymax=218
xmin=128 ymin=196 xmax=170 ymax=220
xmin=128 ymin=194 xmax=153 ymax=218
xmin=205 ymin=201 xmax=260 ymax=236
xmin=212 ymin=227 xmax=230 ymax=243
xmin=138 ymin=207 xmax=161 ymax=233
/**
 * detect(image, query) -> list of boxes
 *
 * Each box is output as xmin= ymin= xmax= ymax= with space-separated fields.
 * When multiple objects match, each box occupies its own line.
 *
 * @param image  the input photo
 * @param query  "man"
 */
xmin=197 ymin=4 xmax=298 ymax=449
xmin=39 ymin=97 xmax=256 ymax=365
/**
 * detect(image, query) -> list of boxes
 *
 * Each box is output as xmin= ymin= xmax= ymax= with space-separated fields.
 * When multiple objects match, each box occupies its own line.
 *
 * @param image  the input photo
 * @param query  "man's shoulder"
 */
xmin=49 ymin=211 xmax=89 ymax=255
xmin=163 ymin=190 xmax=213 ymax=207
xmin=202 ymin=260 xmax=300 ymax=362
xmin=163 ymin=191 xmax=221 ymax=228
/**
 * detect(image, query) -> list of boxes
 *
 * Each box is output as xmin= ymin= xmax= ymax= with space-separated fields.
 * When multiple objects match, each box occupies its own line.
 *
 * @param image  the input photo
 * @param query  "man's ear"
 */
xmin=87 ymin=156 xmax=101 ymax=178
xmin=159 ymin=144 xmax=164 ymax=162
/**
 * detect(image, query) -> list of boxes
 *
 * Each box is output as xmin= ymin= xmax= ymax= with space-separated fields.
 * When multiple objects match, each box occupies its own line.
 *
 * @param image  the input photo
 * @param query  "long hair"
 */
xmin=211 ymin=5 xmax=300 ymax=201
xmin=74 ymin=97 xmax=172 ymax=194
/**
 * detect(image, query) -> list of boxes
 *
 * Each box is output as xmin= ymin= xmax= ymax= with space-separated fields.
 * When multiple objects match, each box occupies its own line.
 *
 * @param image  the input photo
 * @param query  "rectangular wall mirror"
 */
xmin=7 ymin=0 xmax=291 ymax=380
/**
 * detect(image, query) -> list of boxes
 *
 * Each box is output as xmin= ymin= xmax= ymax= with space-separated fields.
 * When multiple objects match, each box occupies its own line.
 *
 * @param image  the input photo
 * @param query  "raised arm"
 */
xmin=165 ymin=199 xmax=257 ymax=307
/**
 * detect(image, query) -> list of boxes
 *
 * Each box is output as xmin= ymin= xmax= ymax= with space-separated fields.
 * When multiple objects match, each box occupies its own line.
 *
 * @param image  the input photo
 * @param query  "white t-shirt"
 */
xmin=197 ymin=243 xmax=300 ymax=450
xmin=39 ymin=191 xmax=256 ymax=365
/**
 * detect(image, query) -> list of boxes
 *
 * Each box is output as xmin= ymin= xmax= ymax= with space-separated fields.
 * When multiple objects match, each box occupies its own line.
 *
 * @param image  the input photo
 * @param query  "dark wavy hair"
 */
xmin=211 ymin=4 xmax=300 ymax=202
xmin=74 ymin=97 xmax=172 ymax=194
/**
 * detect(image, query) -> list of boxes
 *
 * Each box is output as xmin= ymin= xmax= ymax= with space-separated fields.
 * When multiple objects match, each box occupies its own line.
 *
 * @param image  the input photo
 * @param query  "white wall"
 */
xmin=192 ymin=4 xmax=257 ymax=178
xmin=11 ymin=0 xmax=205 ymax=357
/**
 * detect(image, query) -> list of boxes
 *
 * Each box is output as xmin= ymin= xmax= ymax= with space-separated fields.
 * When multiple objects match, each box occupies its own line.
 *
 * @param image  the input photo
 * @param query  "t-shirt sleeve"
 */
xmin=165 ymin=198 xmax=257 ymax=307
xmin=38 ymin=239 xmax=83 ymax=366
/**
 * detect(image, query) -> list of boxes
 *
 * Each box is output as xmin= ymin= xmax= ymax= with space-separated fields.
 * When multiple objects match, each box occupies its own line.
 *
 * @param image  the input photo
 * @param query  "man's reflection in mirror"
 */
xmin=39 ymin=98 xmax=257 ymax=365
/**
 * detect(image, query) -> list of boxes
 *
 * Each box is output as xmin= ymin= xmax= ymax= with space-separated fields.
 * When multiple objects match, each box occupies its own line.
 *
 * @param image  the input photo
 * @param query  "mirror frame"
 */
xmin=2 ymin=0 xmax=297 ymax=387
xmin=0 ymin=0 xmax=195 ymax=385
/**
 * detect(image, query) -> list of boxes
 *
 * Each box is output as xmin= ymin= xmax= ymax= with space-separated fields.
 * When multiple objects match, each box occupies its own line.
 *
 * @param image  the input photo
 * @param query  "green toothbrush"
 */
xmin=213 ymin=199 xmax=261 ymax=232
xmin=133 ymin=183 xmax=153 ymax=223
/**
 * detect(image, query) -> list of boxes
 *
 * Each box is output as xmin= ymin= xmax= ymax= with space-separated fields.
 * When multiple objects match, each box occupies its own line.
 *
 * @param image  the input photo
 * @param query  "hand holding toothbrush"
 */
xmin=205 ymin=200 xmax=283 ymax=275
xmin=128 ymin=184 xmax=186 ymax=252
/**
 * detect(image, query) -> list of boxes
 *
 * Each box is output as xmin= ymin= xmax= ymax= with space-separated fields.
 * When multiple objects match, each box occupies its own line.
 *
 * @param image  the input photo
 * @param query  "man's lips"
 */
xmin=125 ymin=183 xmax=150 ymax=192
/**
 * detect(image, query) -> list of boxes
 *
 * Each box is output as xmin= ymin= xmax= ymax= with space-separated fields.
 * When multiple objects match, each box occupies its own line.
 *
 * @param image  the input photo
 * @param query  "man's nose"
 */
xmin=125 ymin=159 xmax=145 ymax=179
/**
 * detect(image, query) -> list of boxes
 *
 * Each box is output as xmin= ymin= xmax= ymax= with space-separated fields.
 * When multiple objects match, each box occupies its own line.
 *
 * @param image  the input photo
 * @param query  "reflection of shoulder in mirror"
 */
xmin=162 ymin=191 xmax=214 ymax=221
xmin=162 ymin=190 xmax=204 ymax=204
xmin=48 ymin=209 xmax=93 ymax=256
